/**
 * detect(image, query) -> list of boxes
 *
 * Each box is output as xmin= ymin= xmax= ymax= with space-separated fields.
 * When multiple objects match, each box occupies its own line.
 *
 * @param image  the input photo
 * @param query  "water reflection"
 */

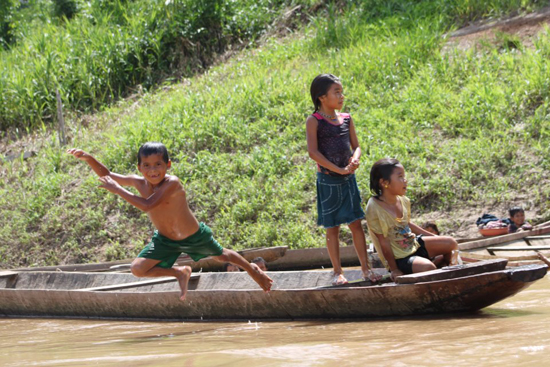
xmin=1 ymin=276 xmax=548 ymax=367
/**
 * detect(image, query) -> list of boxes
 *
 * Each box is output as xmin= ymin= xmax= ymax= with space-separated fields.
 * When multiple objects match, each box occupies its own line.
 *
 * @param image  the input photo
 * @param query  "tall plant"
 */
xmin=52 ymin=0 xmax=81 ymax=20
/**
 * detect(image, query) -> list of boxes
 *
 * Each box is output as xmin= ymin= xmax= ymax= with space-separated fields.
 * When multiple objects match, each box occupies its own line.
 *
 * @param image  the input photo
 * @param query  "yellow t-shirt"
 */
xmin=365 ymin=196 xmax=419 ymax=269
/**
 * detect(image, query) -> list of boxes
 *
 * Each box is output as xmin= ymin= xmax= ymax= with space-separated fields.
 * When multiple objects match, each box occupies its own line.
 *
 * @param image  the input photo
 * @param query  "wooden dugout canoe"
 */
xmin=459 ymin=225 xmax=550 ymax=266
xmin=11 ymin=246 xmax=289 ymax=273
xmin=9 ymin=245 xmax=384 ymax=273
xmin=0 ymin=259 xmax=546 ymax=321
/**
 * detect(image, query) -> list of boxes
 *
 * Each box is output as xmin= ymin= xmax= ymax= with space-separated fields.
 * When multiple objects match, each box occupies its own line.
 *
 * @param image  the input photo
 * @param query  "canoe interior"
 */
xmin=0 ymin=269 xmax=380 ymax=292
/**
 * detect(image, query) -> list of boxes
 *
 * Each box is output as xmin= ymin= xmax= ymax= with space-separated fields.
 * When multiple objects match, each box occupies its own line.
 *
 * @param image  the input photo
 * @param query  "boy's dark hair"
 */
xmin=422 ymin=221 xmax=440 ymax=235
xmin=369 ymin=158 xmax=401 ymax=197
xmin=252 ymin=257 xmax=266 ymax=265
xmin=509 ymin=206 xmax=524 ymax=217
xmin=223 ymin=263 xmax=232 ymax=271
xmin=310 ymin=74 xmax=340 ymax=112
xmin=137 ymin=142 xmax=169 ymax=165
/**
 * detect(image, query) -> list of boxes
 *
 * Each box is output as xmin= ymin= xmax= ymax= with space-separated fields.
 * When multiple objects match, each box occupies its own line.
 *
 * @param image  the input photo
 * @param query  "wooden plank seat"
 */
xmin=395 ymin=259 xmax=508 ymax=284
xmin=524 ymin=235 xmax=550 ymax=240
xmin=487 ymin=245 xmax=550 ymax=255
xmin=524 ymin=235 xmax=550 ymax=246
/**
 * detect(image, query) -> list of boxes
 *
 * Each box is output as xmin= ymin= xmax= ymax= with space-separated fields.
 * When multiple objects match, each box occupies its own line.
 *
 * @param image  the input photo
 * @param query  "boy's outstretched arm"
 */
xmin=98 ymin=175 xmax=180 ymax=212
xmin=67 ymin=148 xmax=110 ymax=176
xmin=67 ymin=148 xmax=141 ymax=187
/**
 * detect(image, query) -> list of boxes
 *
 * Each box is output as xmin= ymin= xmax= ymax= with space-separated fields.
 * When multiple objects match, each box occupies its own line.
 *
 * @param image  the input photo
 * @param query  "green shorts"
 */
xmin=137 ymin=222 xmax=224 ymax=268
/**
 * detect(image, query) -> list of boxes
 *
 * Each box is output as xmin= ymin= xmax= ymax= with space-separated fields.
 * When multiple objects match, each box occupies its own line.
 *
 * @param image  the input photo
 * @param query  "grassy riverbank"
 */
xmin=1 ymin=0 xmax=550 ymax=268
xmin=0 ymin=0 xmax=314 ymax=130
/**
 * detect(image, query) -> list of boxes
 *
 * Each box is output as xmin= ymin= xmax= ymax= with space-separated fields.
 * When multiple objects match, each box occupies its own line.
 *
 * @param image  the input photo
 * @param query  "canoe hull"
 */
xmin=0 ymin=265 xmax=546 ymax=320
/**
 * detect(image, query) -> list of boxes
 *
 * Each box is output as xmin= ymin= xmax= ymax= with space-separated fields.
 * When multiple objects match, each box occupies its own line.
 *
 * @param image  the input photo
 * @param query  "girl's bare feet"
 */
xmin=248 ymin=263 xmax=274 ymax=292
xmin=331 ymin=272 xmax=348 ymax=286
xmin=362 ymin=269 xmax=382 ymax=283
xmin=450 ymin=250 xmax=462 ymax=266
xmin=174 ymin=266 xmax=192 ymax=301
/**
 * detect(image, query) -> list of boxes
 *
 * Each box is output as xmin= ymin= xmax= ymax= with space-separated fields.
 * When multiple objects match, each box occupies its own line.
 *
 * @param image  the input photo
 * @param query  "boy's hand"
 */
xmin=67 ymin=148 xmax=91 ymax=161
xmin=98 ymin=176 xmax=122 ymax=194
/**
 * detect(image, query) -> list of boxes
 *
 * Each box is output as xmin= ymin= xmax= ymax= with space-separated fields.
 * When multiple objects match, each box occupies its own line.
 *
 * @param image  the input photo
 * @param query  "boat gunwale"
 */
xmin=459 ymin=225 xmax=550 ymax=251
xmin=2 ymin=264 xmax=546 ymax=294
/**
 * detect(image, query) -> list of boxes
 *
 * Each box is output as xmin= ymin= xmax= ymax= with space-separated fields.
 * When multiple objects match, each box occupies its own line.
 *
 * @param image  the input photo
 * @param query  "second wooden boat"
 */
xmin=459 ymin=225 xmax=550 ymax=266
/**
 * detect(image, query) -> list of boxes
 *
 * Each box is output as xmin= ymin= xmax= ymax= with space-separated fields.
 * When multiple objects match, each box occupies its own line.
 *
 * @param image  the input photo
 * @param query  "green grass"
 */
xmin=1 ymin=0 xmax=550 ymax=268
xmin=0 ymin=0 xmax=315 ymax=130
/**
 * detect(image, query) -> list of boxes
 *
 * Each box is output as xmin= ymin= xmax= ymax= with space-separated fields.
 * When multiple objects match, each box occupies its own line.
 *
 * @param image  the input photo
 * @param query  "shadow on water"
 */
xmin=0 ymin=305 xmax=540 ymax=329
xmin=49 ymin=307 xmax=541 ymax=347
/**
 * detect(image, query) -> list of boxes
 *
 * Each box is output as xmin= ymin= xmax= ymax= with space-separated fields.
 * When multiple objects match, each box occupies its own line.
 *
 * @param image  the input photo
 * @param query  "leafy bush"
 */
xmin=52 ymin=0 xmax=81 ymax=20
xmin=0 ymin=0 xmax=312 ymax=130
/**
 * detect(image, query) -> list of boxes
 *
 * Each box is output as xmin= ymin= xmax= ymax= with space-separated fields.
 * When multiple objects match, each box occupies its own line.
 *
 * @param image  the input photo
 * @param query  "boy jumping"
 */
xmin=68 ymin=142 xmax=273 ymax=301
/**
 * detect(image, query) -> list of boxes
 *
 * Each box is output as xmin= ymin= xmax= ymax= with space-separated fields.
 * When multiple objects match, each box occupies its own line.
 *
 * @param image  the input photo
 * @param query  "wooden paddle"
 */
xmin=487 ymin=245 xmax=550 ymax=255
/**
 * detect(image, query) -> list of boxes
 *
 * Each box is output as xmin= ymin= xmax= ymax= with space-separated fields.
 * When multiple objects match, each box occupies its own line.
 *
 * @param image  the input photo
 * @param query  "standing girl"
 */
xmin=306 ymin=74 xmax=379 ymax=285
xmin=365 ymin=158 xmax=460 ymax=281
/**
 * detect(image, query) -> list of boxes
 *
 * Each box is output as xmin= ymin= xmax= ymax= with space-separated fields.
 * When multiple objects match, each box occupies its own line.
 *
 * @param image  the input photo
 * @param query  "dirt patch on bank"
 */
xmin=443 ymin=6 xmax=550 ymax=52
xmin=435 ymin=7 xmax=550 ymax=238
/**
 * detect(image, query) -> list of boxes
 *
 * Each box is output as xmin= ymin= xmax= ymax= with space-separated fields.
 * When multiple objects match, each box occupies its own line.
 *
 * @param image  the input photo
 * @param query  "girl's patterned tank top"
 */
xmin=313 ymin=112 xmax=353 ymax=176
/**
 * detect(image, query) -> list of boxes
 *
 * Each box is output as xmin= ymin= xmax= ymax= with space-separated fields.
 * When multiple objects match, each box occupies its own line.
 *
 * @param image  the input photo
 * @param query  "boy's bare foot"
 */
xmin=248 ymin=263 xmax=274 ymax=292
xmin=174 ymin=266 xmax=192 ymax=301
xmin=537 ymin=252 xmax=550 ymax=267
xmin=331 ymin=272 xmax=348 ymax=286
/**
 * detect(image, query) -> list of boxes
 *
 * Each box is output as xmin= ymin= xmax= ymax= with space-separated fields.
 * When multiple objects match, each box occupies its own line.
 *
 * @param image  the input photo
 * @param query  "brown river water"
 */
xmin=1 ymin=274 xmax=549 ymax=367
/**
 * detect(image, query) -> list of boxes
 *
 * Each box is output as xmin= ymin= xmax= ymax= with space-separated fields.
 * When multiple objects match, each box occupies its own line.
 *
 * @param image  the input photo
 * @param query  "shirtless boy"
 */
xmin=68 ymin=142 xmax=273 ymax=301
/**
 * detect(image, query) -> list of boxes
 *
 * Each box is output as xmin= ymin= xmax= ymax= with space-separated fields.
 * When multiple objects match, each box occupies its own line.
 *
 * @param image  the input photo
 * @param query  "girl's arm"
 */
xmin=67 ymin=148 xmax=143 ymax=188
xmin=305 ymin=116 xmax=349 ymax=175
xmin=410 ymin=222 xmax=436 ymax=237
xmin=348 ymin=117 xmax=361 ymax=172
xmin=98 ymin=175 xmax=181 ymax=212
xmin=349 ymin=117 xmax=361 ymax=161
xmin=374 ymin=232 xmax=404 ymax=281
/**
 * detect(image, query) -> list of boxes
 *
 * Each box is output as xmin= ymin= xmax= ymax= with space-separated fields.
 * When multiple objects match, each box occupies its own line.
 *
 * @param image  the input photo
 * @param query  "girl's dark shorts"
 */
xmin=395 ymin=235 xmax=431 ymax=274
